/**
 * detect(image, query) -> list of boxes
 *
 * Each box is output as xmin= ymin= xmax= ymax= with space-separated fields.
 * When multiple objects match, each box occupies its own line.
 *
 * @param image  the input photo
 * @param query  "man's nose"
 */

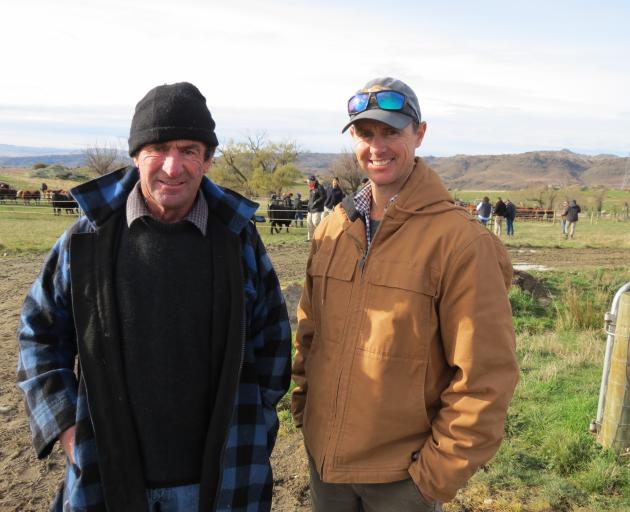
xmin=162 ymin=150 xmax=183 ymax=176
xmin=369 ymin=134 xmax=387 ymax=153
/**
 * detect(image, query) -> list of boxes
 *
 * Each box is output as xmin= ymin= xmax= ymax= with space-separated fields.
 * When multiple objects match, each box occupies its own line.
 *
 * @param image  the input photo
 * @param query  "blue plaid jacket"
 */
xmin=17 ymin=167 xmax=291 ymax=511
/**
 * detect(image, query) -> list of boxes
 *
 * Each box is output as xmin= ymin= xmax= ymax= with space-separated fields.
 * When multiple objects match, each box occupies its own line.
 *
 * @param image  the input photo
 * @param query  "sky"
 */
xmin=1 ymin=0 xmax=629 ymax=156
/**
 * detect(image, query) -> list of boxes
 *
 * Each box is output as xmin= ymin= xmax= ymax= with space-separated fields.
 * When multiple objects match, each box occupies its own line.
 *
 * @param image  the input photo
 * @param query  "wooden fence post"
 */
xmin=598 ymin=292 xmax=630 ymax=451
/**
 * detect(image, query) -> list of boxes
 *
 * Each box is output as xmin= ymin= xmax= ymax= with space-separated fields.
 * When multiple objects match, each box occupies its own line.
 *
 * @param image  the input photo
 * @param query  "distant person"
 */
xmin=306 ymin=175 xmax=326 ymax=240
xmin=563 ymin=199 xmax=581 ymax=239
xmin=505 ymin=199 xmax=516 ymax=237
xmin=476 ymin=196 xmax=492 ymax=226
xmin=294 ymin=192 xmax=305 ymax=227
xmin=17 ymin=82 xmax=291 ymax=512
xmin=559 ymin=200 xmax=568 ymax=235
xmin=323 ymin=177 xmax=345 ymax=217
xmin=283 ymin=191 xmax=294 ymax=208
xmin=493 ymin=197 xmax=507 ymax=236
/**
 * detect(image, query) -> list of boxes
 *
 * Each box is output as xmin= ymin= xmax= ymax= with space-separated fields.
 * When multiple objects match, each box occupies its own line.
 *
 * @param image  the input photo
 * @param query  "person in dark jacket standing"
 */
xmin=505 ymin=199 xmax=516 ymax=237
xmin=493 ymin=197 xmax=507 ymax=237
xmin=323 ymin=177 xmax=345 ymax=218
xmin=16 ymin=82 xmax=291 ymax=512
xmin=293 ymin=192 xmax=305 ymax=227
xmin=563 ymin=199 xmax=581 ymax=239
xmin=307 ymin=175 xmax=326 ymax=240
xmin=476 ymin=196 xmax=492 ymax=226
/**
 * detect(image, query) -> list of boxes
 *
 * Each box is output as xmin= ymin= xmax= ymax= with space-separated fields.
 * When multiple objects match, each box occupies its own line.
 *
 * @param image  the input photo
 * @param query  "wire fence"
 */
xmin=1 ymin=201 xmax=628 ymax=224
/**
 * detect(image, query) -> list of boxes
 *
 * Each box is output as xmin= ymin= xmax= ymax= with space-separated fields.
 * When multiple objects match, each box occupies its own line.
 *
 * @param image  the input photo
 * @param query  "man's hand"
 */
xmin=59 ymin=425 xmax=77 ymax=464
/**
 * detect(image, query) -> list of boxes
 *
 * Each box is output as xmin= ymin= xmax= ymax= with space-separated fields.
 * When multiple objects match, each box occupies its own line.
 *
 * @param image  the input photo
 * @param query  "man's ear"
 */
xmin=415 ymin=122 xmax=427 ymax=148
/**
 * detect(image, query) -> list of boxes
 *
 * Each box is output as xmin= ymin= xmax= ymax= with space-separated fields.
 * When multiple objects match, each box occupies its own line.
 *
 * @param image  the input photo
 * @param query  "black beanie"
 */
xmin=128 ymin=82 xmax=219 ymax=156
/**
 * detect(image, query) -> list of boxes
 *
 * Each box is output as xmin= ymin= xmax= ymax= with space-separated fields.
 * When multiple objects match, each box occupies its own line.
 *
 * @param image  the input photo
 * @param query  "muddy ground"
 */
xmin=1 ymin=245 xmax=628 ymax=511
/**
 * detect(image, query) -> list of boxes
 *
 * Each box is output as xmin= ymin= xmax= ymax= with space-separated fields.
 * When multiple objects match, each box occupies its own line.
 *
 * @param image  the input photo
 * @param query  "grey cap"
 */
xmin=342 ymin=77 xmax=421 ymax=133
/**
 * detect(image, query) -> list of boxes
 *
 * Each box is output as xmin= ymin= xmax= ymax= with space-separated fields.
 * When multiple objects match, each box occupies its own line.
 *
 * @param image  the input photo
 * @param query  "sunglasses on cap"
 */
xmin=347 ymin=90 xmax=420 ymax=122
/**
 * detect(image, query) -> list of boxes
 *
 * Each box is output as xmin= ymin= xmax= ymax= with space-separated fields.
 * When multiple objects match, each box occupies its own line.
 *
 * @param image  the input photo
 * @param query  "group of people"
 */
xmin=304 ymin=175 xmax=346 ymax=240
xmin=476 ymin=196 xmax=516 ymax=237
xmin=277 ymin=175 xmax=346 ymax=240
xmin=17 ymin=78 xmax=518 ymax=512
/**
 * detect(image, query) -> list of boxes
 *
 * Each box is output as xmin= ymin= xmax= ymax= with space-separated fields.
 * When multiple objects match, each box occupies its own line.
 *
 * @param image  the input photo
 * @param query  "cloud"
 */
xmin=1 ymin=1 xmax=628 ymax=155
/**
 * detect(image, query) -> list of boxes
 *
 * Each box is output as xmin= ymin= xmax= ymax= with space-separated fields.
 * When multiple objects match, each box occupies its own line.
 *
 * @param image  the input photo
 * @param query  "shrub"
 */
xmin=509 ymin=287 xmax=554 ymax=334
xmin=32 ymin=162 xmax=47 ymax=170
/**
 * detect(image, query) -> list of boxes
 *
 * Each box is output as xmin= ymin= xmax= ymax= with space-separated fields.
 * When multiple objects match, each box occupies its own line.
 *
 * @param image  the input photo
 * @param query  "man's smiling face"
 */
xmin=133 ymin=139 xmax=211 ymax=223
xmin=350 ymin=119 xmax=426 ymax=194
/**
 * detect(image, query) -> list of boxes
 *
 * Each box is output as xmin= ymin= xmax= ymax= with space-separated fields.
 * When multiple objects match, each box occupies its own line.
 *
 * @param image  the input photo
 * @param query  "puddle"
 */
xmin=513 ymin=263 xmax=551 ymax=272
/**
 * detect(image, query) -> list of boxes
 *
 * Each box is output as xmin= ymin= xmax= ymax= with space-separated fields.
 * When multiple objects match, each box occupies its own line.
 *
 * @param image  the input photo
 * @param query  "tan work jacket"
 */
xmin=292 ymin=158 xmax=518 ymax=502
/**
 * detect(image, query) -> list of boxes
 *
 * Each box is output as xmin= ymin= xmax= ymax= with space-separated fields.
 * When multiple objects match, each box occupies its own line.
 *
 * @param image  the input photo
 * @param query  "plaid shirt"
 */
xmin=16 ymin=167 xmax=291 ymax=511
xmin=354 ymin=183 xmax=398 ymax=249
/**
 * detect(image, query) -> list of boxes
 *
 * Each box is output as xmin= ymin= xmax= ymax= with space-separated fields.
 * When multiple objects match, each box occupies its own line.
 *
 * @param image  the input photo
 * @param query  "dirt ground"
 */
xmin=1 ymin=245 xmax=629 ymax=511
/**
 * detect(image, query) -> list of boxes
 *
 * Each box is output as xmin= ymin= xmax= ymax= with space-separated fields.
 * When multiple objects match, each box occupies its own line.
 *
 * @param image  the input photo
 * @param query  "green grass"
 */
xmin=0 ymin=205 xmax=76 ymax=254
xmin=446 ymin=267 xmax=630 ymax=510
xmin=508 ymin=266 xmax=628 ymax=336
xmin=500 ymin=218 xmax=630 ymax=249
xmin=466 ymin=328 xmax=630 ymax=511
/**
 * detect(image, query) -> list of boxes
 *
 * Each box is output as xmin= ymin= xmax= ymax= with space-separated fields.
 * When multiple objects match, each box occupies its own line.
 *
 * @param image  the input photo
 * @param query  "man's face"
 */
xmin=133 ymin=139 xmax=211 ymax=222
xmin=350 ymin=119 xmax=426 ymax=192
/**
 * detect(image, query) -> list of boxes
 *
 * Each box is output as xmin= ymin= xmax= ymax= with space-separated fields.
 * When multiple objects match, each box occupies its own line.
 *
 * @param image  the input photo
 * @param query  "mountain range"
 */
xmin=1 ymin=144 xmax=628 ymax=190
xmin=299 ymin=150 xmax=629 ymax=189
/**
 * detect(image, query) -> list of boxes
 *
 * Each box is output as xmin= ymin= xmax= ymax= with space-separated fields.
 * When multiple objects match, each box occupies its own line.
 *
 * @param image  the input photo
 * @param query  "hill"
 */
xmin=424 ymin=150 xmax=628 ymax=189
xmin=297 ymin=150 xmax=628 ymax=189
xmin=2 ymin=145 xmax=628 ymax=189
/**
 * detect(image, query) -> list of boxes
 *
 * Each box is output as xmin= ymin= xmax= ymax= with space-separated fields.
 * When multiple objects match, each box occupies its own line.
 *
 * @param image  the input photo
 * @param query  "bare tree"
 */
xmin=330 ymin=150 xmax=364 ymax=193
xmin=83 ymin=143 xmax=128 ymax=176
xmin=528 ymin=186 xmax=558 ymax=209
xmin=592 ymin=188 xmax=608 ymax=213
xmin=545 ymin=187 xmax=559 ymax=210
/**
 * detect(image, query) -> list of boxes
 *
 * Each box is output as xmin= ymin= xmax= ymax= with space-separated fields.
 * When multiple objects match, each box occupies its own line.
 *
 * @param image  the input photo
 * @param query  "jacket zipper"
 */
xmin=325 ymin=211 xmax=387 ymax=475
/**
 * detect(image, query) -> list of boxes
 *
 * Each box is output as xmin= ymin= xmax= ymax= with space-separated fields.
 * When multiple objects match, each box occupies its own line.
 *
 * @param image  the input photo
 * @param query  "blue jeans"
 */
xmin=145 ymin=483 xmax=199 ymax=511
xmin=506 ymin=217 xmax=514 ymax=236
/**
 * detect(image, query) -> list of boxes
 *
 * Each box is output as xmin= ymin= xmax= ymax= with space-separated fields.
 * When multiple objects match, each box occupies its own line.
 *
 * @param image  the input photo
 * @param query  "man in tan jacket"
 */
xmin=292 ymin=77 xmax=519 ymax=511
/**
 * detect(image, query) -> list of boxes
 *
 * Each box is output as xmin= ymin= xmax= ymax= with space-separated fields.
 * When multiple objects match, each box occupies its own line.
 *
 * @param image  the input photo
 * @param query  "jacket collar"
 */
xmin=70 ymin=166 xmax=258 ymax=234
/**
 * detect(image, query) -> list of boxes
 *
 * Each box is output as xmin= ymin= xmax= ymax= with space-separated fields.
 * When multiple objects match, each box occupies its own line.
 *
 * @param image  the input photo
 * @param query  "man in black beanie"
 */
xmin=17 ymin=82 xmax=291 ymax=512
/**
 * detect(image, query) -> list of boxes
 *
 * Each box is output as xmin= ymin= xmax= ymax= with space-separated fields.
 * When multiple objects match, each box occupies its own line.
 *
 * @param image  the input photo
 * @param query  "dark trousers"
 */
xmin=308 ymin=456 xmax=441 ymax=512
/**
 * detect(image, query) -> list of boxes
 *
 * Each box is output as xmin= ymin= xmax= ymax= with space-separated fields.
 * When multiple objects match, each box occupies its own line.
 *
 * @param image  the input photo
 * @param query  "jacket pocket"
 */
xmin=335 ymin=349 xmax=431 ymax=470
xmin=360 ymin=262 xmax=438 ymax=360
xmin=309 ymin=251 xmax=356 ymax=344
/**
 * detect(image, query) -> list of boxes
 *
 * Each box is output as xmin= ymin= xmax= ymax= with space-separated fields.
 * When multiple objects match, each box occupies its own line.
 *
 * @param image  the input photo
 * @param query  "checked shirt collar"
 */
xmin=354 ymin=183 xmax=398 ymax=249
xmin=126 ymin=181 xmax=208 ymax=235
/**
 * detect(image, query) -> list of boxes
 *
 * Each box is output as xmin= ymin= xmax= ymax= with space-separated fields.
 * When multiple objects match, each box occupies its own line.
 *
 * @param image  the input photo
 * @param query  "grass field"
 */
xmin=1 ymin=194 xmax=628 ymax=255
